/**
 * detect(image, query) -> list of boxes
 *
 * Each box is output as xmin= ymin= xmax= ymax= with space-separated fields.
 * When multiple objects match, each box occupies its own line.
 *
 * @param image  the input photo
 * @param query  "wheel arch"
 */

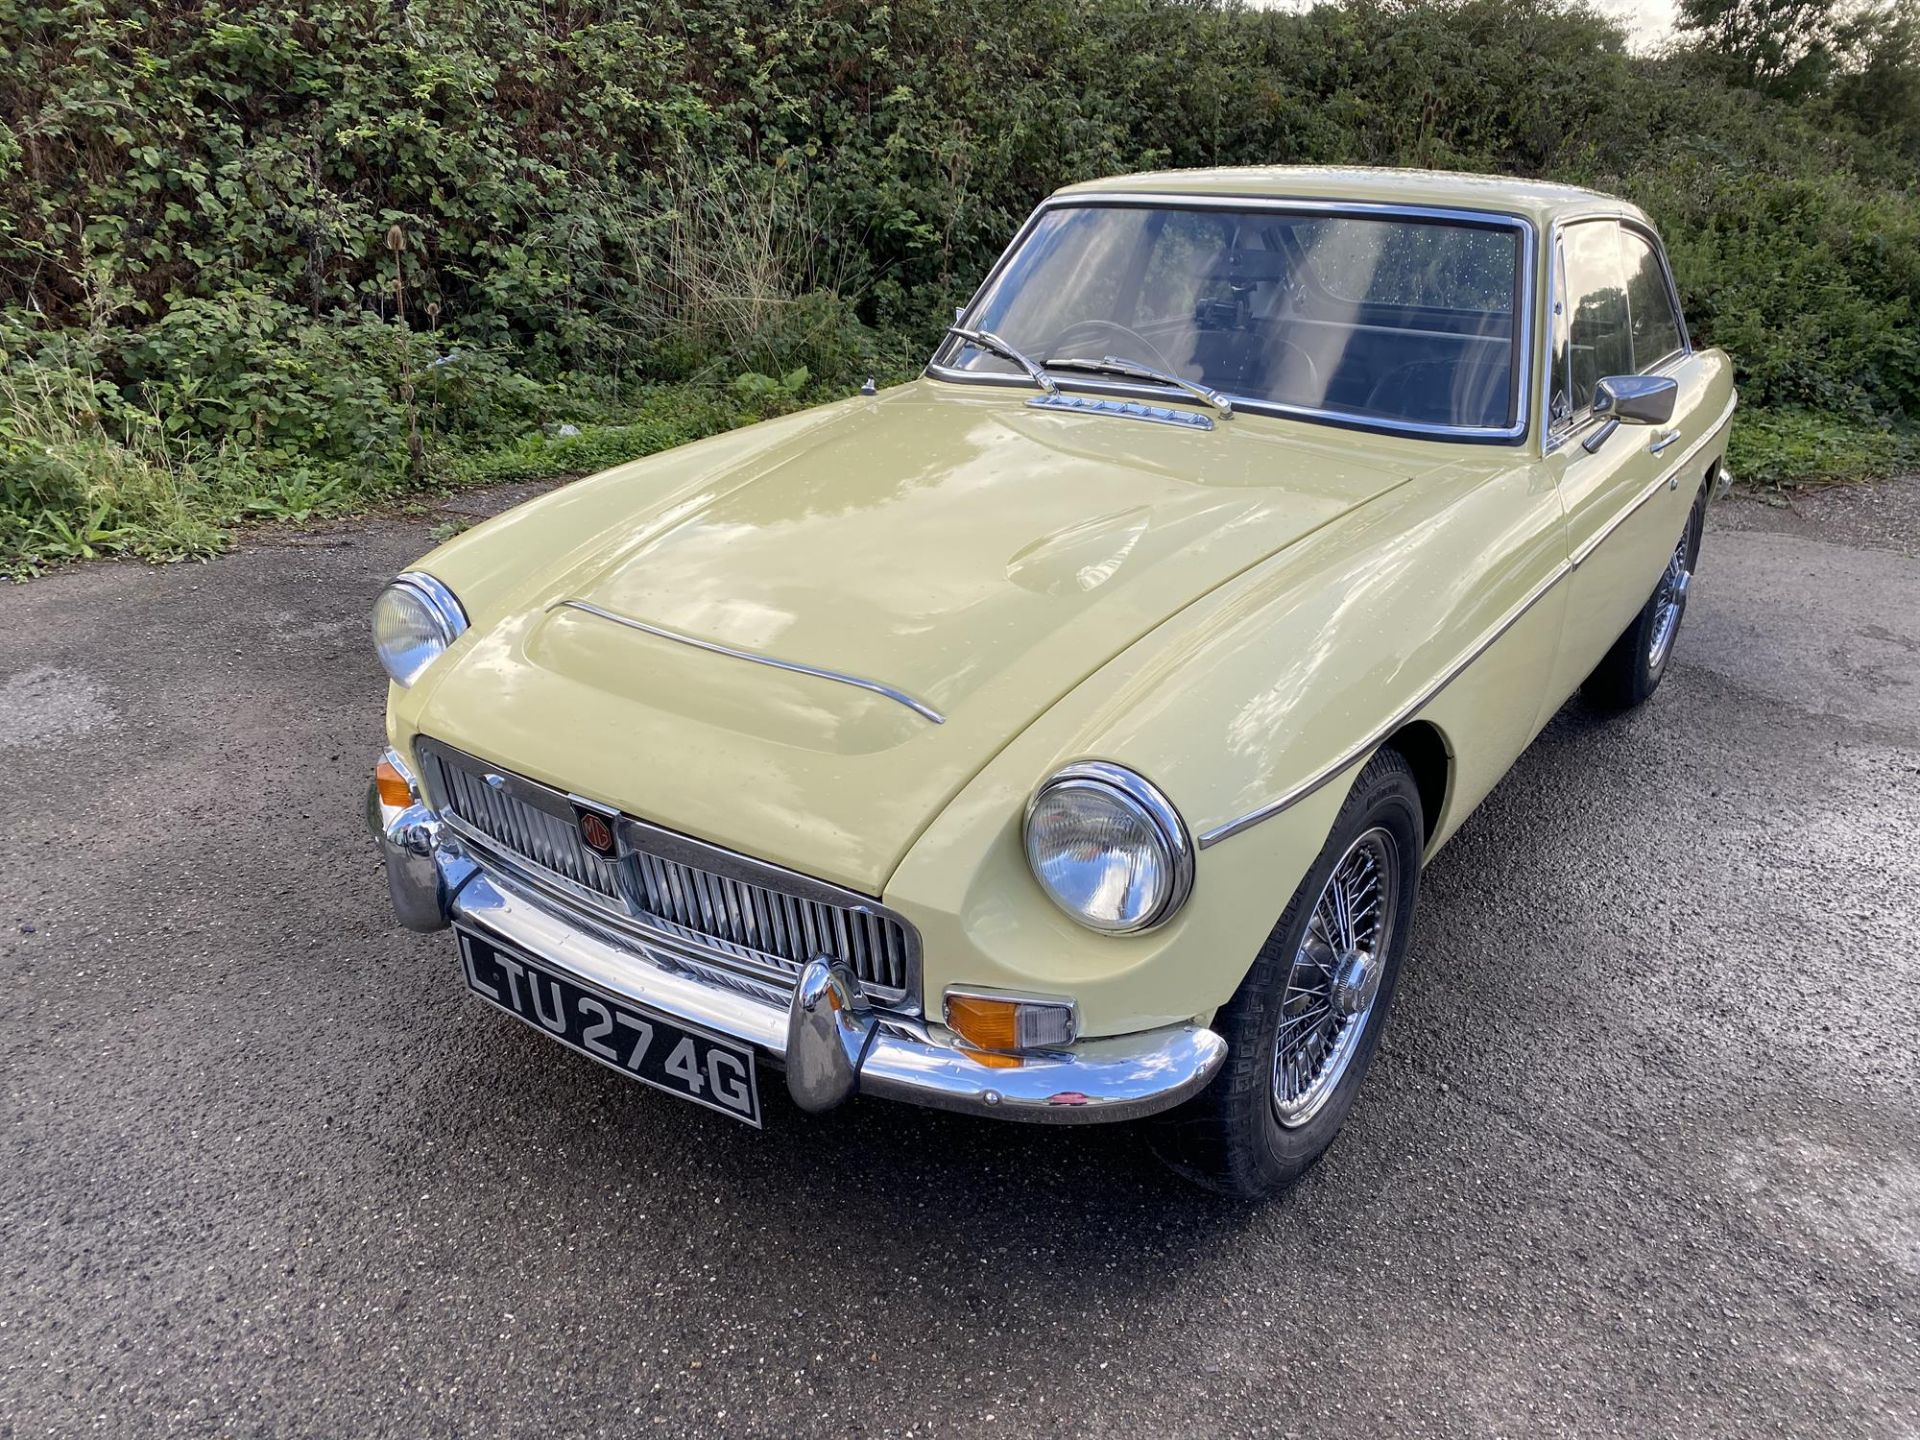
xmin=1379 ymin=718 xmax=1452 ymax=850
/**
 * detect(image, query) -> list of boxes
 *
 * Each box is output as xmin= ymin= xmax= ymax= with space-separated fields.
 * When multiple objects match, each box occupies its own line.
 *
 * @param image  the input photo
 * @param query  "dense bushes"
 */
xmin=2 ymin=0 xmax=1917 ymax=571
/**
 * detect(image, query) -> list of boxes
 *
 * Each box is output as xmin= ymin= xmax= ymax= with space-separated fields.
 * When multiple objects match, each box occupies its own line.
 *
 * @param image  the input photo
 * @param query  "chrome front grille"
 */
xmin=415 ymin=739 xmax=919 ymax=1008
xmin=627 ymin=850 xmax=912 ymax=994
xmin=435 ymin=755 xmax=622 ymax=901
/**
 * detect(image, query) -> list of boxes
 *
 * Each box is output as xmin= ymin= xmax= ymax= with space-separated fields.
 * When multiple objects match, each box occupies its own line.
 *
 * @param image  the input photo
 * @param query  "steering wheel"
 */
xmin=1046 ymin=319 xmax=1180 ymax=375
xmin=1265 ymin=338 xmax=1321 ymax=395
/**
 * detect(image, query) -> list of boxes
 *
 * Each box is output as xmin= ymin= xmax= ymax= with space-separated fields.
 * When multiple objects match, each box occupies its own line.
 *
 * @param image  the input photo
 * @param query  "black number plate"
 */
xmin=455 ymin=928 xmax=762 ymax=1127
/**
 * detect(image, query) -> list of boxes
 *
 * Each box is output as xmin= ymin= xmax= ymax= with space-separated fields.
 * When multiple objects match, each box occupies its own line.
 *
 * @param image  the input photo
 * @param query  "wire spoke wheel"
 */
xmin=1271 ymin=826 xmax=1401 ymax=1129
xmin=1647 ymin=528 xmax=1693 ymax=671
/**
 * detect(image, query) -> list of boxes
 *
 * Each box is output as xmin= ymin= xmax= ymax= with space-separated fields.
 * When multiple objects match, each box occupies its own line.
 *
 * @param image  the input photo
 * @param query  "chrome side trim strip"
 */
xmin=1567 ymin=394 xmax=1735 ymax=567
xmin=546 ymin=599 xmax=946 ymax=724
xmin=1196 ymin=392 xmax=1735 ymax=848
xmin=1196 ymin=556 xmax=1573 ymax=848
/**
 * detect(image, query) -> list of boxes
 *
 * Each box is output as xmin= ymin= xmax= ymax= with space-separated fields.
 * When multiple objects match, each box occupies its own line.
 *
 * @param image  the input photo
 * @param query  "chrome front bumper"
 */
xmin=371 ymin=797 xmax=1227 ymax=1124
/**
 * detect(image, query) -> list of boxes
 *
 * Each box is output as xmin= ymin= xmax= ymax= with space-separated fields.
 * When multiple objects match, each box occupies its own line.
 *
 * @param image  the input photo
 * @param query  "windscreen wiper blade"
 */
xmin=1047 ymin=355 xmax=1233 ymax=418
xmin=945 ymin=326 xmax=1058 ymax=396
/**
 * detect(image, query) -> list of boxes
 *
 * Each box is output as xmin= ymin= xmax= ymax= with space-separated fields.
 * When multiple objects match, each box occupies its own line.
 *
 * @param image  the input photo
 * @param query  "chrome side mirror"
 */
xmin=1592 ymin=374 xmax=1678 ymax=426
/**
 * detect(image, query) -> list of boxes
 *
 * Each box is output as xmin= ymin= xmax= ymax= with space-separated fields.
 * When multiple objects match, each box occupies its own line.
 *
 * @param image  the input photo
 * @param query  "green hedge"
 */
xmin=3 ymin=0 xmax=1917 ymax=570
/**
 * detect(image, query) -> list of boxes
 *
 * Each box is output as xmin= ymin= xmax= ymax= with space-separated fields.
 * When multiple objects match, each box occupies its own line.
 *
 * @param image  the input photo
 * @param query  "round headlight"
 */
xmin=1024 ymin=762 xmax=1194 ymax=934
xmin=372 ymin=572 xmax=467 ymax=688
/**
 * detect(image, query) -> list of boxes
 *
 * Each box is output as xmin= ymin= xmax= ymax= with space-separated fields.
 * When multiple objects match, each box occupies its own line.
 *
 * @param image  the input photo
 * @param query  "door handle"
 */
xmin=1649 ymin=428 xmax=1681 ymax=456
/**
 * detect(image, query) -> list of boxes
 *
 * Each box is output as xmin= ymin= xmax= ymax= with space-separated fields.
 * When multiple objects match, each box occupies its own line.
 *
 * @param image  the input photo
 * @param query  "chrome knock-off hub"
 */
xmin=1329 ymin=949 xmax=1381 ymax=1017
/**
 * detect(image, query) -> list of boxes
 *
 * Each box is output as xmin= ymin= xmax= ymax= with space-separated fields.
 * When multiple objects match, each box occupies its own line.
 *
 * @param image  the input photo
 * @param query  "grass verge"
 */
xmin=1727 ymin=407 xmax=1916 ymax=493
xmin=7 ymin=381 xmax=1909 ymax=578
xmin=2 ymin=376 xmax=836 ymax=579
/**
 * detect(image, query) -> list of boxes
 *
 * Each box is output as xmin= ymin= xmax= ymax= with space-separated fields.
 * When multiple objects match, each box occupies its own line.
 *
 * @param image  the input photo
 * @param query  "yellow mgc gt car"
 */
xmin=366 ymin=167 xmax=1735 ymax=1196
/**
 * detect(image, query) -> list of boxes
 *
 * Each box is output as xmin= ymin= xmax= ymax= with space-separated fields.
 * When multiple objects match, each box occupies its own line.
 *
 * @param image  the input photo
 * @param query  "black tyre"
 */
xmin=1582 ymin=486 xmax=1706 ymax=712
xmin=1149 ymin=749 xmax=1424 ymax=1198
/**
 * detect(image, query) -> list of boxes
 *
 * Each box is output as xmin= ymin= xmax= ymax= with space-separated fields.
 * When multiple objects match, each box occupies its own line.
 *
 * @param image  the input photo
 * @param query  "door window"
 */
xmin=1553 ymin=222 xmax=1632 ymax=425
xmin=1621 ymin=229 xmax=1685 ymax=369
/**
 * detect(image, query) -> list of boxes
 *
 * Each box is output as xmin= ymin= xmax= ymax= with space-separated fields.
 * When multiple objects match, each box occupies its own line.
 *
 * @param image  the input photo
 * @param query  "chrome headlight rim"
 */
xmin=1023 ymin=760 xmax=1195 ymax=935
xmin=373 ymin=570 xmax=469 ymax=689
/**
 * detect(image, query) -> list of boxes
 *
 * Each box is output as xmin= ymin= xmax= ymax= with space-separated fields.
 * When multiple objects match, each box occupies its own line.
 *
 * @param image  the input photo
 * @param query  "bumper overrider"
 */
xmin=368 ymin=772 xmax=1227 ymax=1124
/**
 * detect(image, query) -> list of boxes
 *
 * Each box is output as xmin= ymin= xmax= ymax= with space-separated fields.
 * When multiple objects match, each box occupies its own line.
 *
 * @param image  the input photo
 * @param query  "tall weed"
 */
xmin=0 ymin=362 xmax=224 ymax=571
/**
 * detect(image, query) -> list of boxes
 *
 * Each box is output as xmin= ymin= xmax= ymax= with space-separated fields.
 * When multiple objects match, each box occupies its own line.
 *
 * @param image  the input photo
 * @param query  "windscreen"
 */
xmin=935 ymin=203 xmax=1524 ymax=433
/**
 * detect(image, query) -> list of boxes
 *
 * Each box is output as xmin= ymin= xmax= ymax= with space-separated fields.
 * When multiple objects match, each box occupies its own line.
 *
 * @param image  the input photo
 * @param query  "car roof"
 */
xmin=1052 ymin=165 xmax=1646 ymax=227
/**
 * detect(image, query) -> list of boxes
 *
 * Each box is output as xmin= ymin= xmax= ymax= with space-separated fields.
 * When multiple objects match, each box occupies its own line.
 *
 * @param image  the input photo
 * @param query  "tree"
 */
xmin=1675 ymin=0 xmax=1867 ymax=96
xmin=1833 ymin=0 xmax=1920 ymax=156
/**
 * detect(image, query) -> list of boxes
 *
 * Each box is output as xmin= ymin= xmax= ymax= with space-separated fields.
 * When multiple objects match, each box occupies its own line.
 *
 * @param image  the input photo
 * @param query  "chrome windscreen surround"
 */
xmin=412 ymin=738 xmax=922 ymax=1011
xmin=930 ymin=193 xmax=1539 ymax=445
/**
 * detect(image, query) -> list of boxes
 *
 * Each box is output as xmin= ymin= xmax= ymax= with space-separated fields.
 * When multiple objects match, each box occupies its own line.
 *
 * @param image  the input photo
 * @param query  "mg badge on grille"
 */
xmin=574 ymin=804 xmax=618 ymax=858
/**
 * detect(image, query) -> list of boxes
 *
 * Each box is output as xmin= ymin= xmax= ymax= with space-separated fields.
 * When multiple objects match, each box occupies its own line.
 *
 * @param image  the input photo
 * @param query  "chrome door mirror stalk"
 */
xmin=1592 ymin=373 xmax=1679 ymax=426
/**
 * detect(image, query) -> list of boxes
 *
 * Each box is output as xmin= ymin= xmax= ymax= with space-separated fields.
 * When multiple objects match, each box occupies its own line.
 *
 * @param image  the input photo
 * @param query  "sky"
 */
xmin=1588 ymin=0 xmax=1680 ymax=49
xmin=1250 ymin=0 xmax=1680 ymax=53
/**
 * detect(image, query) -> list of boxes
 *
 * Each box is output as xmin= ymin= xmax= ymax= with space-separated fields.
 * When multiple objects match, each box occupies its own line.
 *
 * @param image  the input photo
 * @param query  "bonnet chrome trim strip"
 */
xmin=546 ymin=599 xmax=947 ymax=724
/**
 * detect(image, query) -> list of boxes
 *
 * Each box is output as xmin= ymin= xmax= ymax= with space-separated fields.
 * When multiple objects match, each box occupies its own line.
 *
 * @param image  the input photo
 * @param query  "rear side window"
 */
xmin=1621 ymin=229 xmax=1684 ymax=369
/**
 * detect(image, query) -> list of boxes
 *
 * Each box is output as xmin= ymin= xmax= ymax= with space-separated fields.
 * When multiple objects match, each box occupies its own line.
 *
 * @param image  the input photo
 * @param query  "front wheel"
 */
xmin=1149 ymin=749 xmax=1424 ymax=1198
xmin=1582 ymin=487 xmax=1706 ymax=711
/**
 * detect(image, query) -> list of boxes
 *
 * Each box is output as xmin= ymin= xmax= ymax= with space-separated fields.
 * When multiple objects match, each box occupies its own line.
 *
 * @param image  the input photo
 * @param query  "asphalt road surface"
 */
xmin=4 ymin=478 xmax=1917 ymax=1438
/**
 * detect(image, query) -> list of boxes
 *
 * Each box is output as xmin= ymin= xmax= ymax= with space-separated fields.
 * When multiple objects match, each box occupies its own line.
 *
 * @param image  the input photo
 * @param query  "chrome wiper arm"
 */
xmin=945 ymin=326 xmax=1058 ymax=396
xmin=1048 ymin=355 xmax=1233 ymax=418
